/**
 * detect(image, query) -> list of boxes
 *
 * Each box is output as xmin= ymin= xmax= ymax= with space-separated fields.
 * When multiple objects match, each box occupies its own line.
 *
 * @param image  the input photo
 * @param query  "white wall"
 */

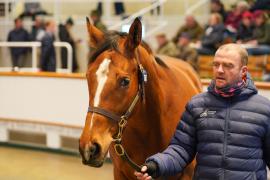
xmin=0 ymin=75 xmax=88 ymax=126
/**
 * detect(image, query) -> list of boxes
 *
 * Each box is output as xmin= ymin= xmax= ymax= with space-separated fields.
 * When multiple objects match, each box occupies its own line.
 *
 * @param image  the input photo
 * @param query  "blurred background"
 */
xmin=0 ymin=0 xmax=269 ymax=179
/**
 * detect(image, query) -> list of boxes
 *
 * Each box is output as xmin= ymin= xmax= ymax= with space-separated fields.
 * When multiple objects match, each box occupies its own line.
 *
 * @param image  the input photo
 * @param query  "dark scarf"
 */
xmin=208 ymin=78 xmax=246 ymax=98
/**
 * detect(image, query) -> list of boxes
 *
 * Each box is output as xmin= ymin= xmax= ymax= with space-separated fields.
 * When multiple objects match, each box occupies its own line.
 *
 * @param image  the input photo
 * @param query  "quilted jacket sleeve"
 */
xmin=265 ymin=119 xmax=270 ymax=169
xmin=146 ymin=102 xmax=197 ymax=177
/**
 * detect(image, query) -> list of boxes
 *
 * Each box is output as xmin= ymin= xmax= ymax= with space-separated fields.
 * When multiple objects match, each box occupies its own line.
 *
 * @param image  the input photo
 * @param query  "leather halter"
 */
xmin=87 ymin=51 xmax=147 ymax=172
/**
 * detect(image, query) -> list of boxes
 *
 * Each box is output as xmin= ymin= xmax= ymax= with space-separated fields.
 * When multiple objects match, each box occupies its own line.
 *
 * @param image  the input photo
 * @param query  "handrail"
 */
xmin=0 ymin=41 xmax=73 ymax=73
xmin=110 ymin=0 xmax=167 ymax=31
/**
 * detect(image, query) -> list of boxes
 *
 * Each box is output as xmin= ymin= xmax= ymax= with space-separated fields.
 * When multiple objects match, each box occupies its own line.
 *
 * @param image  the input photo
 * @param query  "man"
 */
xmin=155 ymin=33 xmax=177 ymax=57
xmin=172 ymin=15 xmax=203 ymax=44
xmin=7 ymin=17 xmax=29 ymax=71
xmin=40 ymin=20 xmax=56 ymax=72
xmin=243 ymin=10 xmax=270 ymax=55
xmin=197 ymin=13 xmax=226 ymax=55
xmin=175 ymin=33 xmax=198 ymax=71
xmin=135 ymin=43 xmax=270 ymax=180
xmin=59 ymin=17 xmax=78 ymax=72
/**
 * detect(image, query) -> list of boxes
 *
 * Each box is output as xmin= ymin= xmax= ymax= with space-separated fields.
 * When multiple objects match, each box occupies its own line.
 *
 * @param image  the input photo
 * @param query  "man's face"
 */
xmin=213 ymin=49 xmax=247 ymax=89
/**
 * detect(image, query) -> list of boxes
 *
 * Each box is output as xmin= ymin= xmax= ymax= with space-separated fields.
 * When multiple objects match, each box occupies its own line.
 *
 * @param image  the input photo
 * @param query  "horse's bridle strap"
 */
xmin=88 ymin=107 xmax=120 ymax=123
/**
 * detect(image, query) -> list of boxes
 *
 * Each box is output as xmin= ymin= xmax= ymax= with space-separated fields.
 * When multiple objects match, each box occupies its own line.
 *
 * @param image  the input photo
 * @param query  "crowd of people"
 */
xmin=7 ymin=17 xmax=76 ymax=72
xmin=155 ymin=0 xmax=270 ymax=74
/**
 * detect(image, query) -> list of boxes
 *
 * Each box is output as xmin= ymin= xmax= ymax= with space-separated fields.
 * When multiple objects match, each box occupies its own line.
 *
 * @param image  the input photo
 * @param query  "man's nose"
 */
xmin=217 ymin=64 xmax=224 ymax=73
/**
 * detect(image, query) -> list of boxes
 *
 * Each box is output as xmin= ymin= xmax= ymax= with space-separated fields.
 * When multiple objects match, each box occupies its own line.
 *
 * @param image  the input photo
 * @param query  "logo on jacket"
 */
xmin=200 ymin=109 xmax=217 ymax=118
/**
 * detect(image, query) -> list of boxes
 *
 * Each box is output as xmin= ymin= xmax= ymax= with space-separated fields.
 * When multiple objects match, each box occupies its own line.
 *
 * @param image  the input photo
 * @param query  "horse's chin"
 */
xmin=82 ymin=158 xmax=104 ymax=168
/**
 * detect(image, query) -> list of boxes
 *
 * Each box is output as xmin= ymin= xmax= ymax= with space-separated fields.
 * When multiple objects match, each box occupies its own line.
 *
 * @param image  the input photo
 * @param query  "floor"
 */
xmin=0 ymin=146 xmax=113 ymax=180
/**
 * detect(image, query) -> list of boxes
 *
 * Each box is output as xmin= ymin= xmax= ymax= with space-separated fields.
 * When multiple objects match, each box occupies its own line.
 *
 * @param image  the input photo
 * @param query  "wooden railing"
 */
xmin=198 ymin=55 xmax=270 ymax=80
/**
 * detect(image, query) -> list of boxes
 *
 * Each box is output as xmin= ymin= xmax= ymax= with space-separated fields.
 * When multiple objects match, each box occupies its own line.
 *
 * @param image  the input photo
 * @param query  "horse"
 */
xmin=79 ymin=17 xmax=202 ymax=180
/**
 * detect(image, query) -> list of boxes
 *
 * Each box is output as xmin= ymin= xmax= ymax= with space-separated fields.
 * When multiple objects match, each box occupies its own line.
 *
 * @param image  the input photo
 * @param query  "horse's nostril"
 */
xmin=90 ymin=143 xmax=100 ymax=157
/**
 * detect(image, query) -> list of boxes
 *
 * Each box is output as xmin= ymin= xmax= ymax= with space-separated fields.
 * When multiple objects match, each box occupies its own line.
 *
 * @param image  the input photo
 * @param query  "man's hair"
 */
xmin=216 ymin=43 xmax=248 ymax=66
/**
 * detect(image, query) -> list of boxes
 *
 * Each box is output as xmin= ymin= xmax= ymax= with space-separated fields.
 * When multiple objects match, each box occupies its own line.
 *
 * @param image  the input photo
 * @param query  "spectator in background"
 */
xmin=96 ymin=1 xmax=125 ymax=16
xmin=197 ymin=13 xmax=226 ymax=55
xmin=7 ymin=17 xmax=29 ymax=71
xmin=150 ymin=0 xmax=161 ymax=16
xmin=225 ymin=1 xmax=250 ymax=33
xmin=236 ymin=11 xmax=255 ymax=43
xmin=30 ymin=16 xmax=45 ymax=41
xmin=90 ymin=10 xmax=107 ymax=32
xmin=175 ymin=33 xmax=198 ymax=71
xmin=155 ymin=33 xmax=177 ymax=57
xmin=40 ymin=20 xmax=56 ymax=72
xmin=210 ymin=0 xmax=227 ymax=21
xmin=243 ymin=10 xmax=270 ymax=55
xmin=59 ymin=17 xmax=78 ymax=72
xmin=250 ymin=0 xmax=270 ymax=12
xmin=172 ymin=15 xmax=203 ymax=44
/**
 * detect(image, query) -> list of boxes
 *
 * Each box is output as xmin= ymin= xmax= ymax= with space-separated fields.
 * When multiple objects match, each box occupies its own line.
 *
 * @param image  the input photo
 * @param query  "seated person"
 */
xmin=175 ymin=33 xmax=198 ymax=71
xmin=172 ymin=15 xmax=203 ymax=44
xmin=242 ymin=10 xmax=270 ymax=55
xmin=236 ymin=11 xmax=255 ymax=43
xmin=196 ymin=13 xmax=226 ymax=55
xmin=225 ymin=1 xmax=250 ymax=33
xmin=210 ymin=0 xmax=228 ymax=22
xmin=155 ymin=33 xmax=178 ymax=57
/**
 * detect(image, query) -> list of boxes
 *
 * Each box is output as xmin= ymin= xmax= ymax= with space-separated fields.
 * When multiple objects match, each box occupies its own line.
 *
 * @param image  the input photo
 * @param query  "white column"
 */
xmin=0 ymin=127 xmax=8 ymax=142
xmin=46 ymin=132 xmax=61 ymax=149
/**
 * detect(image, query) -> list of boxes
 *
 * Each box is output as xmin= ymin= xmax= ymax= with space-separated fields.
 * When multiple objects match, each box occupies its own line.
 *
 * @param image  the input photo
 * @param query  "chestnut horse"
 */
xmin=79 ymin=17 xmax=201 ymax=180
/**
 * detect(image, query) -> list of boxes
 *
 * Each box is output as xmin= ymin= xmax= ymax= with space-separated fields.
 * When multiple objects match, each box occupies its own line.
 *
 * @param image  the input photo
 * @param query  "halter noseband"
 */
xmin=87 ymin=50 xmax=147 ymax=172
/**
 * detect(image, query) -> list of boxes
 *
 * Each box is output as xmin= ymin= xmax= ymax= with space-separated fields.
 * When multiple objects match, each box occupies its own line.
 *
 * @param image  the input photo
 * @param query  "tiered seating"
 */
xmin=197 ymin=55 xmax=269 ymax=80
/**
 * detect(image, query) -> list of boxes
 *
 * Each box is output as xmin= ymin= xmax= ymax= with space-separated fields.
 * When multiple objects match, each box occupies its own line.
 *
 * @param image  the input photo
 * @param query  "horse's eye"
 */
xmin=119 ymin=77 xmax=130 ymax=88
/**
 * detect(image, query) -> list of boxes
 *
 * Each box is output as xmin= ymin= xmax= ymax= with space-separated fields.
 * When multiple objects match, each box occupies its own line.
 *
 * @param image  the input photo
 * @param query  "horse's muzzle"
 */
xmin=79 ymin=142 xmax=104 ymax=167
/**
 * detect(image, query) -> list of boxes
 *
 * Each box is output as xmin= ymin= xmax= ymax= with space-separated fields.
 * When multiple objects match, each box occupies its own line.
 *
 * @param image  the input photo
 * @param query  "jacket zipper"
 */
xmin=221 ymin=100 xmax=231 ymax=180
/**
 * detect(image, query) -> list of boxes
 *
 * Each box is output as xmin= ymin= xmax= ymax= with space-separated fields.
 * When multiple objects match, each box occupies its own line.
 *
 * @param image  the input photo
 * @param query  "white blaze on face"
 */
xmin=89 ymin=58 xmax=111 ymax=130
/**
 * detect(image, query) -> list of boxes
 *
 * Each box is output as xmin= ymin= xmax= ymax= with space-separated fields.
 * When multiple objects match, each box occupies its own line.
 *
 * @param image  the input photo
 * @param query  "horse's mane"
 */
xmin=88 ymin=31 xmax=168 ymax=68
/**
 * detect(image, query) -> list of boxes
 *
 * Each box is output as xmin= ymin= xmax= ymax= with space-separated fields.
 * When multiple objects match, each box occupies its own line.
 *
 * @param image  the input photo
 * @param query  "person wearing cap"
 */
xmin=155 ymin=33 xmax=178 ymax=57
xmin=135 ymin=43 xmax=270 ymax=180
xmin=172 ymin=15 xmax=204 ymax=44
xmin=175 ymin=33 xmax=198 ymax=71
xmin=58 ymin=17 xmax=78 ymax=72
xmin=236 ymin=11 xmax=255 ymax=43
xmin=244 ymin=10 xmax=270 ymax=55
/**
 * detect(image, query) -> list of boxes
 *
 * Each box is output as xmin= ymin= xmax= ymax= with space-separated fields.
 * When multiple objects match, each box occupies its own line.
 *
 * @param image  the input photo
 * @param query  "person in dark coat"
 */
xmin=40 ymin=20 xmax=56 ymax=72
xmin=135 ymin=43 xmax=270 ymax=180
xmin=58 ymin=17 xmax=78 ymax=72
xmin=197 ymin=13 xmax=226 ymax=55
xmin=7 ymin=18 xmax=29 ymax=71
xmin=236 ymin=11 xmax=255 ymax=42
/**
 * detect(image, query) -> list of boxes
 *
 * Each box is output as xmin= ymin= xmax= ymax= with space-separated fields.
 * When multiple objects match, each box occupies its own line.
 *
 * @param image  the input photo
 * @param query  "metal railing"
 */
xmin=0 ymin=41 xmax=73 ymax=73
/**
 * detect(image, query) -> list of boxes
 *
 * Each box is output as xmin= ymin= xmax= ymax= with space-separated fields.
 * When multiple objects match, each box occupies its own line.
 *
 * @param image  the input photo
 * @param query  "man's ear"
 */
xmin=126 ymin=17 xmax=142 ymax=53
xmin=241 ymin=65 xmax=248 ymax=80
xmin=86 ymin=17 xmax=105 ymax=48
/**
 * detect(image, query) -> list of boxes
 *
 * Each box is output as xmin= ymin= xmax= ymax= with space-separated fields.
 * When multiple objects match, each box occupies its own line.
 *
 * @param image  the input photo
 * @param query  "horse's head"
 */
xmin=79 ymin=17 xmax=144 ymax=167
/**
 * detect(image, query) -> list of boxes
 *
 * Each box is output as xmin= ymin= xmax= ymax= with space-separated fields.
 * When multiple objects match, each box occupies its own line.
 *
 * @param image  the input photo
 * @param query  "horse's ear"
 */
xmin=86 ymin=17 xmax=105 ymax=48
xmin=126 ymin=17 xmax=142 ymax=53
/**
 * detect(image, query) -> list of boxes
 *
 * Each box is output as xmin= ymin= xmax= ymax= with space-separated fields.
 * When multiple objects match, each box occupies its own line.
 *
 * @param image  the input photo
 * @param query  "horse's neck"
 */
xmin=125 ymin=53 xmax=168 ymax=148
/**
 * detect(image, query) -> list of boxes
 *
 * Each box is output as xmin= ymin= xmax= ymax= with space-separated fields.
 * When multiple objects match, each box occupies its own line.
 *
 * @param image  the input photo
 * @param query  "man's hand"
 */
xmin=134 ymin=161 xmax=158 ymax=179
xmin=134 ymin=166 xmax=152 ymax=180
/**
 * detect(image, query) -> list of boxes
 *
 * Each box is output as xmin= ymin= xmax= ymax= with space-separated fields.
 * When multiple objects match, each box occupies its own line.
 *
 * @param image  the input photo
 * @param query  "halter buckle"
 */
xmin=114 ymin=143 xmax=125 ymax=156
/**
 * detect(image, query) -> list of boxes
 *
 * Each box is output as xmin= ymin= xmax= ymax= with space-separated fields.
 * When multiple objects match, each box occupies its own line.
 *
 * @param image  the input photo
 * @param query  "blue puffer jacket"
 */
xmin=147 ymin=77 xmax=270 ymax=180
